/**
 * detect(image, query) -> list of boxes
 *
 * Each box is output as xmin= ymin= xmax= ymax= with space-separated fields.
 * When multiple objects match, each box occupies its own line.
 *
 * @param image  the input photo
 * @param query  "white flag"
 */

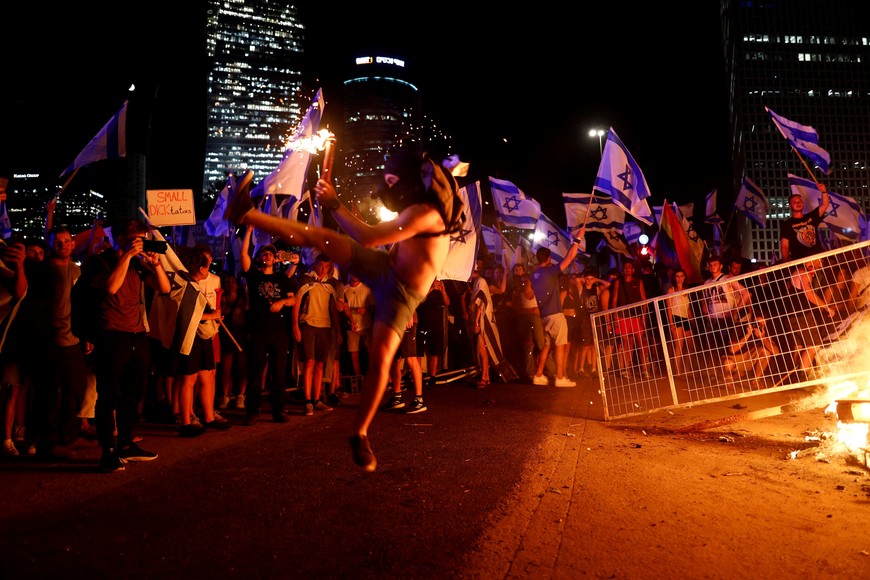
xmin=735 ymin=176 xmax=768 ymax=227
xmin=489 ymin=177 xmax=541 ymax=230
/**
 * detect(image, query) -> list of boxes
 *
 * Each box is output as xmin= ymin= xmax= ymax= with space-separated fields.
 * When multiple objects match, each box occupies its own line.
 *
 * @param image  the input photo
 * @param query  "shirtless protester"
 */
xmin=223 ymin=144 xmax=463 ymax=471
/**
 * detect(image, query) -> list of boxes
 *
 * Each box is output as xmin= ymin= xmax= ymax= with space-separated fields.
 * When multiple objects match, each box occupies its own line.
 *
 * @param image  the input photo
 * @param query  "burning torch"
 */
xmin=320 ymin=131 xmax=336 ymax=184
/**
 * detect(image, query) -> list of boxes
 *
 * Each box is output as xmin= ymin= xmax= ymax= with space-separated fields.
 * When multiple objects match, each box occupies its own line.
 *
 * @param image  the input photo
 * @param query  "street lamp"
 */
xmin=588 ymin=129 xmax=605 ymax=155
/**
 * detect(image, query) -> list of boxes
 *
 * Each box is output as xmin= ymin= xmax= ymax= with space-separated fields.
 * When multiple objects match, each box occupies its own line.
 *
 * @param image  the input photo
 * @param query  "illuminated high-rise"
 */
xmin=336 ymin=55 xmax=422 ymax=217
xmin=202 ymin=0 xmax=306 ymax=197
xmin=722 ymin=0 xmax=870 ymax=264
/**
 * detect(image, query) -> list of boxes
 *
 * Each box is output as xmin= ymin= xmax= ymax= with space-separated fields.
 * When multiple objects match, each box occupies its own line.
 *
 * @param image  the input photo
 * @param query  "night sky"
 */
xmin=3 ymin=3 xmax=730 ymax=224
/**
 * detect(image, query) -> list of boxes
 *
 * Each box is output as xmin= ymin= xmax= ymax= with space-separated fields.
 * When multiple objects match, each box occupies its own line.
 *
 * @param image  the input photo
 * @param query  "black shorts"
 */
xmin=173 ymin=335 xmax=216 ymax=376
xmin=397 ymin=324 xmax=418 ymax=359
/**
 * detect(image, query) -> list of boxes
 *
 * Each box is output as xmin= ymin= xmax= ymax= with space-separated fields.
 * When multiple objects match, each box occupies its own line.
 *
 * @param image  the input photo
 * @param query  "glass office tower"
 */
xmin=202 ymin=0 xmax=306 ymax=197
xmin=722 ymin=0 xmax=870 ymax=265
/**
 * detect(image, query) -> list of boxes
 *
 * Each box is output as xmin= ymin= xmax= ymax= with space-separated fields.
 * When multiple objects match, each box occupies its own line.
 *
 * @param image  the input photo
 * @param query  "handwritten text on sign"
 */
xmin=146 ymin=189 xmax=196 ymax=226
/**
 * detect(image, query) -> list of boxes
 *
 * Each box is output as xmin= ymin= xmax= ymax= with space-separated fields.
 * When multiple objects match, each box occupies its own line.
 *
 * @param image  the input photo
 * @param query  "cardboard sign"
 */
xmin=146 ymin=189 xmax=196 ymax=226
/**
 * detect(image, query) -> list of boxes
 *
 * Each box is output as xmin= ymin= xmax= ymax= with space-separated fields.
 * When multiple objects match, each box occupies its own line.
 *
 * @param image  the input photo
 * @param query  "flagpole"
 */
xmin=55 ymin=168 xmax=80 ymax=201
xmin=786 ymin=143 xmax=824 ymax=186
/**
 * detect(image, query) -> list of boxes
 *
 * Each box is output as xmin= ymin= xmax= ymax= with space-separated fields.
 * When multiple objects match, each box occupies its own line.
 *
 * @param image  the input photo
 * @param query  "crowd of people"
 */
xmin=3 ymin=151 xmax=868 ymax=472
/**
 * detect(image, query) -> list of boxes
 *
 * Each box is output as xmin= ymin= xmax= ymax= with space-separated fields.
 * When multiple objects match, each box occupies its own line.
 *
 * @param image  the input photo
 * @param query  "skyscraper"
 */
xmin=337 ymin=54 xmax=422 ymax=219
xmin=202 ymin=0 xmax=306 ymax=197
xmin=723 ymin=0 xmax=870 ymax=264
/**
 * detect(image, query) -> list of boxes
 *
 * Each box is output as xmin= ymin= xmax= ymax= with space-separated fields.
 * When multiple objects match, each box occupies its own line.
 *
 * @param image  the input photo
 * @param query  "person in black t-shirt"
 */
xmin=780 ymin=183 xmax=829 ymax=263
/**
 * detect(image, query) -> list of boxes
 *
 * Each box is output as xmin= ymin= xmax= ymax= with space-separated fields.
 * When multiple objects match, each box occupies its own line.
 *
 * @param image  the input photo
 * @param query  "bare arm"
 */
xmin=240 ymin=226 xmax=253 ymax=273
xmin=780 ymin=237 xmax=790 ymax=263
xmin=315 ymin=178 xmax=444 ymax=247
xmin=817 ymin=183 xmax=830 ymax=215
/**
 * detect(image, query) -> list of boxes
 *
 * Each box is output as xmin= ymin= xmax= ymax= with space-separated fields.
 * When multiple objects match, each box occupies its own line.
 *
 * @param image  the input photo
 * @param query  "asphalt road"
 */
xmin=2 ymin=376 xmax=868 ymax=579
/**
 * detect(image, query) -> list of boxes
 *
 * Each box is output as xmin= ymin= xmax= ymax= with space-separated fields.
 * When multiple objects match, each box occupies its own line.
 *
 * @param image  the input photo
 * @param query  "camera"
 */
xmin=142 ymin=239 xmax=169 ymax=254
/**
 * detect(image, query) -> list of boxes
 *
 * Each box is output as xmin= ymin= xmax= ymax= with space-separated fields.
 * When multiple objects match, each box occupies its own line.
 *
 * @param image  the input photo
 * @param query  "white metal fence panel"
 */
xmin=592 ymin=241 xmax=870 ymax=420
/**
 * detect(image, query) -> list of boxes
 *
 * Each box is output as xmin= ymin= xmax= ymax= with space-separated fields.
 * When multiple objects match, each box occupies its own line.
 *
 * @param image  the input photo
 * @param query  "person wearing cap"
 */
xmin=223 ymin=143 xmax=465 ymax=472
xmin=237 ymin=226 xmax=296 ymax=426
xmin=780 ymin=183 xmax=829 ymax=263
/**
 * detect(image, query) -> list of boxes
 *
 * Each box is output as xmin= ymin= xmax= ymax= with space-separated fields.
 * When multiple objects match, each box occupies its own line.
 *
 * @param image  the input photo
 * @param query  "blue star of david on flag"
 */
xmin=490 ymin=177 xmax=541 ymax=230
xmin=591 ymin=129 xmax=653 ymax=226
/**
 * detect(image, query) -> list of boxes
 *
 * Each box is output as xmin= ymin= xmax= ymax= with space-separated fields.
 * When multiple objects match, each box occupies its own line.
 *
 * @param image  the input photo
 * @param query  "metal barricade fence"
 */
xmin=591 ymin=241 xmax=870 ymax=420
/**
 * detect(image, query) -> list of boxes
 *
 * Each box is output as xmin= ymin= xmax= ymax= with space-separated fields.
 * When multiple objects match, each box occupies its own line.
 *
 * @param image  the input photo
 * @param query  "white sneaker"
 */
xmin=2 ymin=439 xmax=18 ymax=457
xmin=235 ymin=394 xmax=246 ymax=410
xmin=532 ymin=375 xmax=549 ymax=386
xmin=554 ymin=377 xmax=577 ymax=388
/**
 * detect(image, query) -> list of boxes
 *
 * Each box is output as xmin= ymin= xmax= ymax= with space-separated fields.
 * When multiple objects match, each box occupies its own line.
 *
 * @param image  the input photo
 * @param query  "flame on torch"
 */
xmin=282 ymin=128 xmax=336 ymax=182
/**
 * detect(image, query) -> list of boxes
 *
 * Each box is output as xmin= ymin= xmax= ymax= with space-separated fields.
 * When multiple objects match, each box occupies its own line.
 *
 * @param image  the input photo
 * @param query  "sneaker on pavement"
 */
xmin=235 ymin=394 xmax=246 ymax=409
xmin=223 ymin=170 xmax=255 ymax=223
xmin=532 ymin=375 xmax=549 ymax=386
xmin=212 ymin=411 xmax=228 ymax=424
xmin=217 ymin=396 xmax=230 ymax=410
xmin=384 ymin=396 xmax=405 ymax=409
xmin=349 ymin=434 xmax=377 ymax=472
xmin=118 ymin=443 xmax=158 ymax=462
xmin=100 ymin=450 xmax=126 ymax=473
xmin=314 ymin=400 xmax=333 ymax=412
xmin=554 ymin=377 xmax=577 ymax=388
xmin=304 ymin=403 xmax=314 ymax=416
xmin=179 ymin=423 xmax=204 ymax=437
xmin=2 ymin=439 xmax=18 ymax=457
xmin=405 ymin=399 xmax=427 ymax=414
xmin=205 ymin=419 xmax=232 ymax=430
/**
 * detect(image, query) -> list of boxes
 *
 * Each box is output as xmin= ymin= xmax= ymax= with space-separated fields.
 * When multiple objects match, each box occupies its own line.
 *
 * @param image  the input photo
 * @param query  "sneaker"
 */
xmin=100 ymin=450 xmax=126 ymax=473
xmin=243 ymin=414 xmax=259 ymax=426
xmin=205 ymin=419 xmax=232 ymax=431
xmin=532 ymin=375 xmax=549 ymax=386
xmin=179 ymin=423 xmax=204 ymax=437
xmin=118 ymin=443 xmax=158 ymax=462
xmin=12 ymin=425 xmax=25 ymax=441
xmin=2 ymin=439 xmax=18 ymax=457
xmin=326 ymin=393 xmax=342 ymax=407
xmin=349 ymin=434 xmax=377 ymax=472
xmin=212 ymin=411 xmax=228 ymax=424
xmin=385 ymin=396 xmax=405 ymax=410
xmin=314 ymin=401 xmax=333 ymax=412
xmin=304 ymin=403 xmax=314 ymax=416
xmin=190 ymin=412 xmax=202 ymax=427
xmin=235 ymin=394 xmax=246 ymax=410
xmin=554 ymin=377 xmax=577 ymax=388
xmin=217 ymin=396 xmax=230 ymax=410
xmin=405 ymin=399 xmax=427 ymax=414
xmin=36 ymin=445 xmax=74 ymax=461
xmin=25 ymin=442 xmax=36 ymax=455
xmin=223 ymin=170 xmax=255 ymax=223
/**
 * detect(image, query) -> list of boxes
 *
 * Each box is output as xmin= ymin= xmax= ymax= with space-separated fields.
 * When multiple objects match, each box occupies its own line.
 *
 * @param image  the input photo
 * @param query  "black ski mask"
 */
xmin=375 ymin=146 xmax=428 ymax=213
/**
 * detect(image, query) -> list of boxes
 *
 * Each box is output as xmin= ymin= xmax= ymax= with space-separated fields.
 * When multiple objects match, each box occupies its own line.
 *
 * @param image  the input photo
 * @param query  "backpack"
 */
xmin=71 ymin=252 xmax=109 ymax=343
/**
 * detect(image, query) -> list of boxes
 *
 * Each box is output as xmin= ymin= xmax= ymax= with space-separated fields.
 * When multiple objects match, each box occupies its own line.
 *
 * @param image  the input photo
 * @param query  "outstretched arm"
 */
xmin=315 ymin=178 xmax=444 ymax=247
xmin=240 ymin=226 xmax=253 ymax=273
